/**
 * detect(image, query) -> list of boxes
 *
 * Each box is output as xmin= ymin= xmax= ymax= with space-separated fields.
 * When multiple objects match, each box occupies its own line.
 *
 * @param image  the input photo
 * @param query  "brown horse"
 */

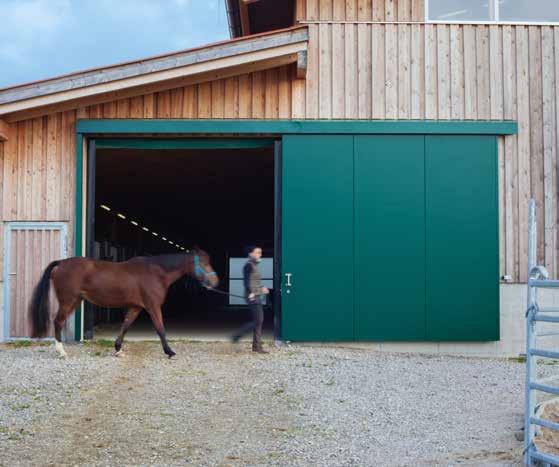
xmin=29 ymin=249 xmax=218 ymax=358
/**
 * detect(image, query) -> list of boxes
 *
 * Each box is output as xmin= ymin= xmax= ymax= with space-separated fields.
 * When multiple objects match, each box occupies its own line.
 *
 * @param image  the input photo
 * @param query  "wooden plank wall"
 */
xmin=294 ymin=0 xmax=559 ymax=283
xmin=79 ymin=65 xmax=294 ymax=120
xmin=1 ymin=113 xmax=76 ymax=252
xmin=295 ymin=0 xmax=426 ymax=22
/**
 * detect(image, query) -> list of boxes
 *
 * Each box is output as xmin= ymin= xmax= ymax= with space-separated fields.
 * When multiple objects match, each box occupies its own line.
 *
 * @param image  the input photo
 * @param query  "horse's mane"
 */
xmin=143 ymin=253 xmax=191 ymax=272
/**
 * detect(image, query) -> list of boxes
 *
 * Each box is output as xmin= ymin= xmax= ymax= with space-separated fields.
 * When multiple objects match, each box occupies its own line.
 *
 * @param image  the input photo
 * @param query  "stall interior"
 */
xmin=89 ymin=144 xmax=276 ymax=341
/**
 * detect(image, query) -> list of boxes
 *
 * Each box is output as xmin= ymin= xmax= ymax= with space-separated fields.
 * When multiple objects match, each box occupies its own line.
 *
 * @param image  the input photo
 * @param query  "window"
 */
xmin=427 ymin=0 xmax=559 ymax=23
xmin=500 ymin=0 xmax=559 ymax=23
xmin=228 ymin=257 xmax=273 ymax=306
xmin=428 ymin=0 xmax=493 ymax=22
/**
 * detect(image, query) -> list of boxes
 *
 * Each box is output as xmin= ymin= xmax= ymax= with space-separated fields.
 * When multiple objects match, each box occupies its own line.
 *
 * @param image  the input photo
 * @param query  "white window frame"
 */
xmin=228 ymin=257 xmax=273 ymax=306
xmin=425 ymin=0 xmax=559 ymax=26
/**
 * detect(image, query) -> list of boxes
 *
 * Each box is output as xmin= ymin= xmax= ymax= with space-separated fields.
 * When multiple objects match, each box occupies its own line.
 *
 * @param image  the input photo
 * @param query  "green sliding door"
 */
xmin=281 ymin=135 xmax=354 ymax=340
xmin=425 ymin=135 xmax=499 ymax=340
xmin=354 ymin=136 xmax=426 ymax=340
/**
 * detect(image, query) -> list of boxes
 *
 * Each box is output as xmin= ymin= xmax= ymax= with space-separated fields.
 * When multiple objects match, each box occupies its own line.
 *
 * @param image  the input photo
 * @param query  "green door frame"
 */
xmin=74 ymin=119 xmax=517 ymax=341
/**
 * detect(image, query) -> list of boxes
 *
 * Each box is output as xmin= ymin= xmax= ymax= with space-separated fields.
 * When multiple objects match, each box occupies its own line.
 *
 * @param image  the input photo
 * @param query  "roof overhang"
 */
xmin=0 ymin=26 xmax=307 ymax=123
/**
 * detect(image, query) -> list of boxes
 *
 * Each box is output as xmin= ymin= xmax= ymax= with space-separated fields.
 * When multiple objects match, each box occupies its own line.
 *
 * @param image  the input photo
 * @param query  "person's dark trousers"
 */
xmin=232 ymin=299 xmax=264 ymax=350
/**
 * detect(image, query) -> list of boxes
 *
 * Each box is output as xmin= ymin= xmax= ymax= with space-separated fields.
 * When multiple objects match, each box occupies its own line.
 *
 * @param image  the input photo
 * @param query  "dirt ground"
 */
xmin=0 ymin=341 xmax=533 ymax=466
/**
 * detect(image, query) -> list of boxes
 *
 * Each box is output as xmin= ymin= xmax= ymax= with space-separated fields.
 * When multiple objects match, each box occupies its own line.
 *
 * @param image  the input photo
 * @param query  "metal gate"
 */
xmin=525 ymin=200 xmax=559 ymax=466
xmin=2 ymin=222 xmax=68 ymax=341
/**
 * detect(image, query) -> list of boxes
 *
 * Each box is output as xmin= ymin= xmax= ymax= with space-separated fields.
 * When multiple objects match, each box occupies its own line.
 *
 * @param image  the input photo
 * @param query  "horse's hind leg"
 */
xmin=147 ymin=307 xmax=175 ymax=358
xmin=54 ymin=299 xmax=81 ymax=358
xmin=115 ymin=307 xmax=141 ymax=356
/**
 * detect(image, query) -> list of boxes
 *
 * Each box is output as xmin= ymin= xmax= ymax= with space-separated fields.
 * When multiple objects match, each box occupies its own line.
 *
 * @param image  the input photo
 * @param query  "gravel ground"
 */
xmin=0 ymin=341 xmax=548 ymax=466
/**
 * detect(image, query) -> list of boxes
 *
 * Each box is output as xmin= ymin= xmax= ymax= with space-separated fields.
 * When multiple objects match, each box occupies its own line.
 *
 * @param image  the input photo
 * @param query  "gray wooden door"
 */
xmin=3 ymin=223 xmax=68 ymax=340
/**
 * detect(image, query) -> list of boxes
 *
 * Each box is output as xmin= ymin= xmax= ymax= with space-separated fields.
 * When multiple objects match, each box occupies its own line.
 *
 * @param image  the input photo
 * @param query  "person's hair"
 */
xmin=245 ymin=245 xmax=259 ymax=256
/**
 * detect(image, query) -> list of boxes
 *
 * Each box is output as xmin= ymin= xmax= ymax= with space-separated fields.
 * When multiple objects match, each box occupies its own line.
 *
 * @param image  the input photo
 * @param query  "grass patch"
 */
xmin=92 ymin=339 xmax=114 ymax=348
xmin=7 ymin=340 xmax=33 ymax=348
xmin=10 ymin=403 xmax=30 ymax=411
xmin=509 ymin=355 xmax=526 ymax=363
xmin=6 ymin=340 xmax=50 ymax=348
xmin=7 ymin=429 xmax=31 ymax=441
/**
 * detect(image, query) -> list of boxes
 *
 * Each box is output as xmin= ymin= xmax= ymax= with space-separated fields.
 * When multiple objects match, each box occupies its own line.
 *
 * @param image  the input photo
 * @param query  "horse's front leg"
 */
xmin=115 ymin=307 xmax=142 ymax=356
xmin=147 ymin=307 xmax=175 ymax=358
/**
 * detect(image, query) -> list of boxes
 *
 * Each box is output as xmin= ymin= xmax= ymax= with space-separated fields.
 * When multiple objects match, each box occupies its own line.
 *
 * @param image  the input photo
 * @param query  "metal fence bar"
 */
xmin=525 ymin=199 xmax=559 ymax=466
xmin=530 ymin=416 xmax=559 ymax=432
xmin=535 ymin=307 xmax=559 ymax=312
xmin=530 ymin=450 xmax=559 ymax=466
xmin=530 ymin=349 xmax=559 ymax=359
xmin=529 ymin=279 xmax=559 ymax=288
xmin=525 ymin=200 xmax=538 ymax=466
xmin=530 ymin=382 xmax=559 ymax=396
xmin=534 ymin=314 xmax=559 ymax=323
xmin=536 ymin=331 xmax=559 ymax=337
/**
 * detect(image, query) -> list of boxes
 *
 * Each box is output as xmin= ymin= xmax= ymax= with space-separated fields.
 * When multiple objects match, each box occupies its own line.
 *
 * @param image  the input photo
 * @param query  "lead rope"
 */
xmin=203 ymin=286 xmax=247 ymax=300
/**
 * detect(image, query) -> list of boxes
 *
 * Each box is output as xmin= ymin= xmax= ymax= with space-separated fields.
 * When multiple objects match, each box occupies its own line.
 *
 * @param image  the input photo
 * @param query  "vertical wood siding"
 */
xmin=296 ymin=0 xmax=426 ymax=22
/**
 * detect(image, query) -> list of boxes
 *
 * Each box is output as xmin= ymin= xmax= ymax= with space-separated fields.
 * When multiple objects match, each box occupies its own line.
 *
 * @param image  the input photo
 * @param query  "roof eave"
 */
xmin=0 ymin=26 xmax=308 ymax=122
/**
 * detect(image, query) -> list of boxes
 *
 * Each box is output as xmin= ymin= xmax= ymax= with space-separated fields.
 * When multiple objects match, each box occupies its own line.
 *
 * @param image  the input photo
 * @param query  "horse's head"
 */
xmin=191 ymin=247 xmax=219 ymax=288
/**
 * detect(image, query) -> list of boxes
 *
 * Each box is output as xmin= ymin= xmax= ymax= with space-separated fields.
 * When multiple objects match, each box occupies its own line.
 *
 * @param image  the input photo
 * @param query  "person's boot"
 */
xmin=252 ymin=345 xmax=269 ymax=354
xmin=252 ymin=337 xmax=268 ymax=354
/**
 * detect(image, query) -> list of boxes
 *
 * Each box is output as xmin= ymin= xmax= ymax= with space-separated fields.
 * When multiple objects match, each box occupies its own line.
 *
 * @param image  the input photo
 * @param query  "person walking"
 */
xmin=231 ymin=245 xmax=269 ymax=353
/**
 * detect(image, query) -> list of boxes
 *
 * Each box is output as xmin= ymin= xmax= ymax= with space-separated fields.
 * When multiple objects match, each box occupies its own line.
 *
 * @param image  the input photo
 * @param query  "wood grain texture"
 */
xmin=297 ymin=0 xmax=426 ymax=22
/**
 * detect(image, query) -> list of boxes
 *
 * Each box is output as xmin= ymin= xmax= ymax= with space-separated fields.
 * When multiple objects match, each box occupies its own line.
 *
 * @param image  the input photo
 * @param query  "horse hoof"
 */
xmin=167 ymin=352 xmax=176 ymax=359
xmin=114 ymin=350 xmax=125 ymax=357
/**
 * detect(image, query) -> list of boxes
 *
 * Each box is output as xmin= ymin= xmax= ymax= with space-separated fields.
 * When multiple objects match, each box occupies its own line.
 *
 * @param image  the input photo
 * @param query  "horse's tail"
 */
xmin=30 ymin=260 xmax=61 ymax=338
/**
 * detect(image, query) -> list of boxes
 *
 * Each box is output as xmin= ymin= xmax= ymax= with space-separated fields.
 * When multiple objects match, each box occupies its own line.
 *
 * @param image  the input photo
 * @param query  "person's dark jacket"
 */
xmin=243 ymin=259 xmax=262 ymax=299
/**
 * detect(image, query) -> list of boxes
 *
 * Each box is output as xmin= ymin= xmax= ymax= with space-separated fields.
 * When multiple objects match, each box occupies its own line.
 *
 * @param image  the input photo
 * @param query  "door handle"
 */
xmin=285 ymin=273 xmax=293 ymax=294
xmin=285 ymin=273 xmax=292 ymax=287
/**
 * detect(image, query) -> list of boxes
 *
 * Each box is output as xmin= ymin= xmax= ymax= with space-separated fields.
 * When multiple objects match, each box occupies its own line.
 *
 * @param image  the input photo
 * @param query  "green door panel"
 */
xmin=281 ymin=135 xmax=354 ymax=341
xmin=425 ymin=135 xmax=499 ymax=341
xmin=354 ymin=136 xmax=426 ymax=340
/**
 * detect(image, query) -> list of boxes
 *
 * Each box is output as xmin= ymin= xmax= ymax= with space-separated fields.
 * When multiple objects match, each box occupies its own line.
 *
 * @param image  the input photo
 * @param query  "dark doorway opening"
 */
xmin=87 ymin=141 xmax=278 ymax=341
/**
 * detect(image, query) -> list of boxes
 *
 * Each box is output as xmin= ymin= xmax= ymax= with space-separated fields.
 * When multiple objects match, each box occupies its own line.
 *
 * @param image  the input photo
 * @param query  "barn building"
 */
xmin=0 ymin=0 xmax=557 ymax=356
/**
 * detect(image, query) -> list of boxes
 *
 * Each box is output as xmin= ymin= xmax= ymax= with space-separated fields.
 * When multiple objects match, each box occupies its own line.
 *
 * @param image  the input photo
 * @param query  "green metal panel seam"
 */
xmin=352 ymin=135 xmax=356 ymax=340
xmin=76 ymin=119 xmax=518 ymax=136
xmin=424 ymin=135 xmax=428 ymax=339
xmin=74 ymin=133 xmax=83 ymax=342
